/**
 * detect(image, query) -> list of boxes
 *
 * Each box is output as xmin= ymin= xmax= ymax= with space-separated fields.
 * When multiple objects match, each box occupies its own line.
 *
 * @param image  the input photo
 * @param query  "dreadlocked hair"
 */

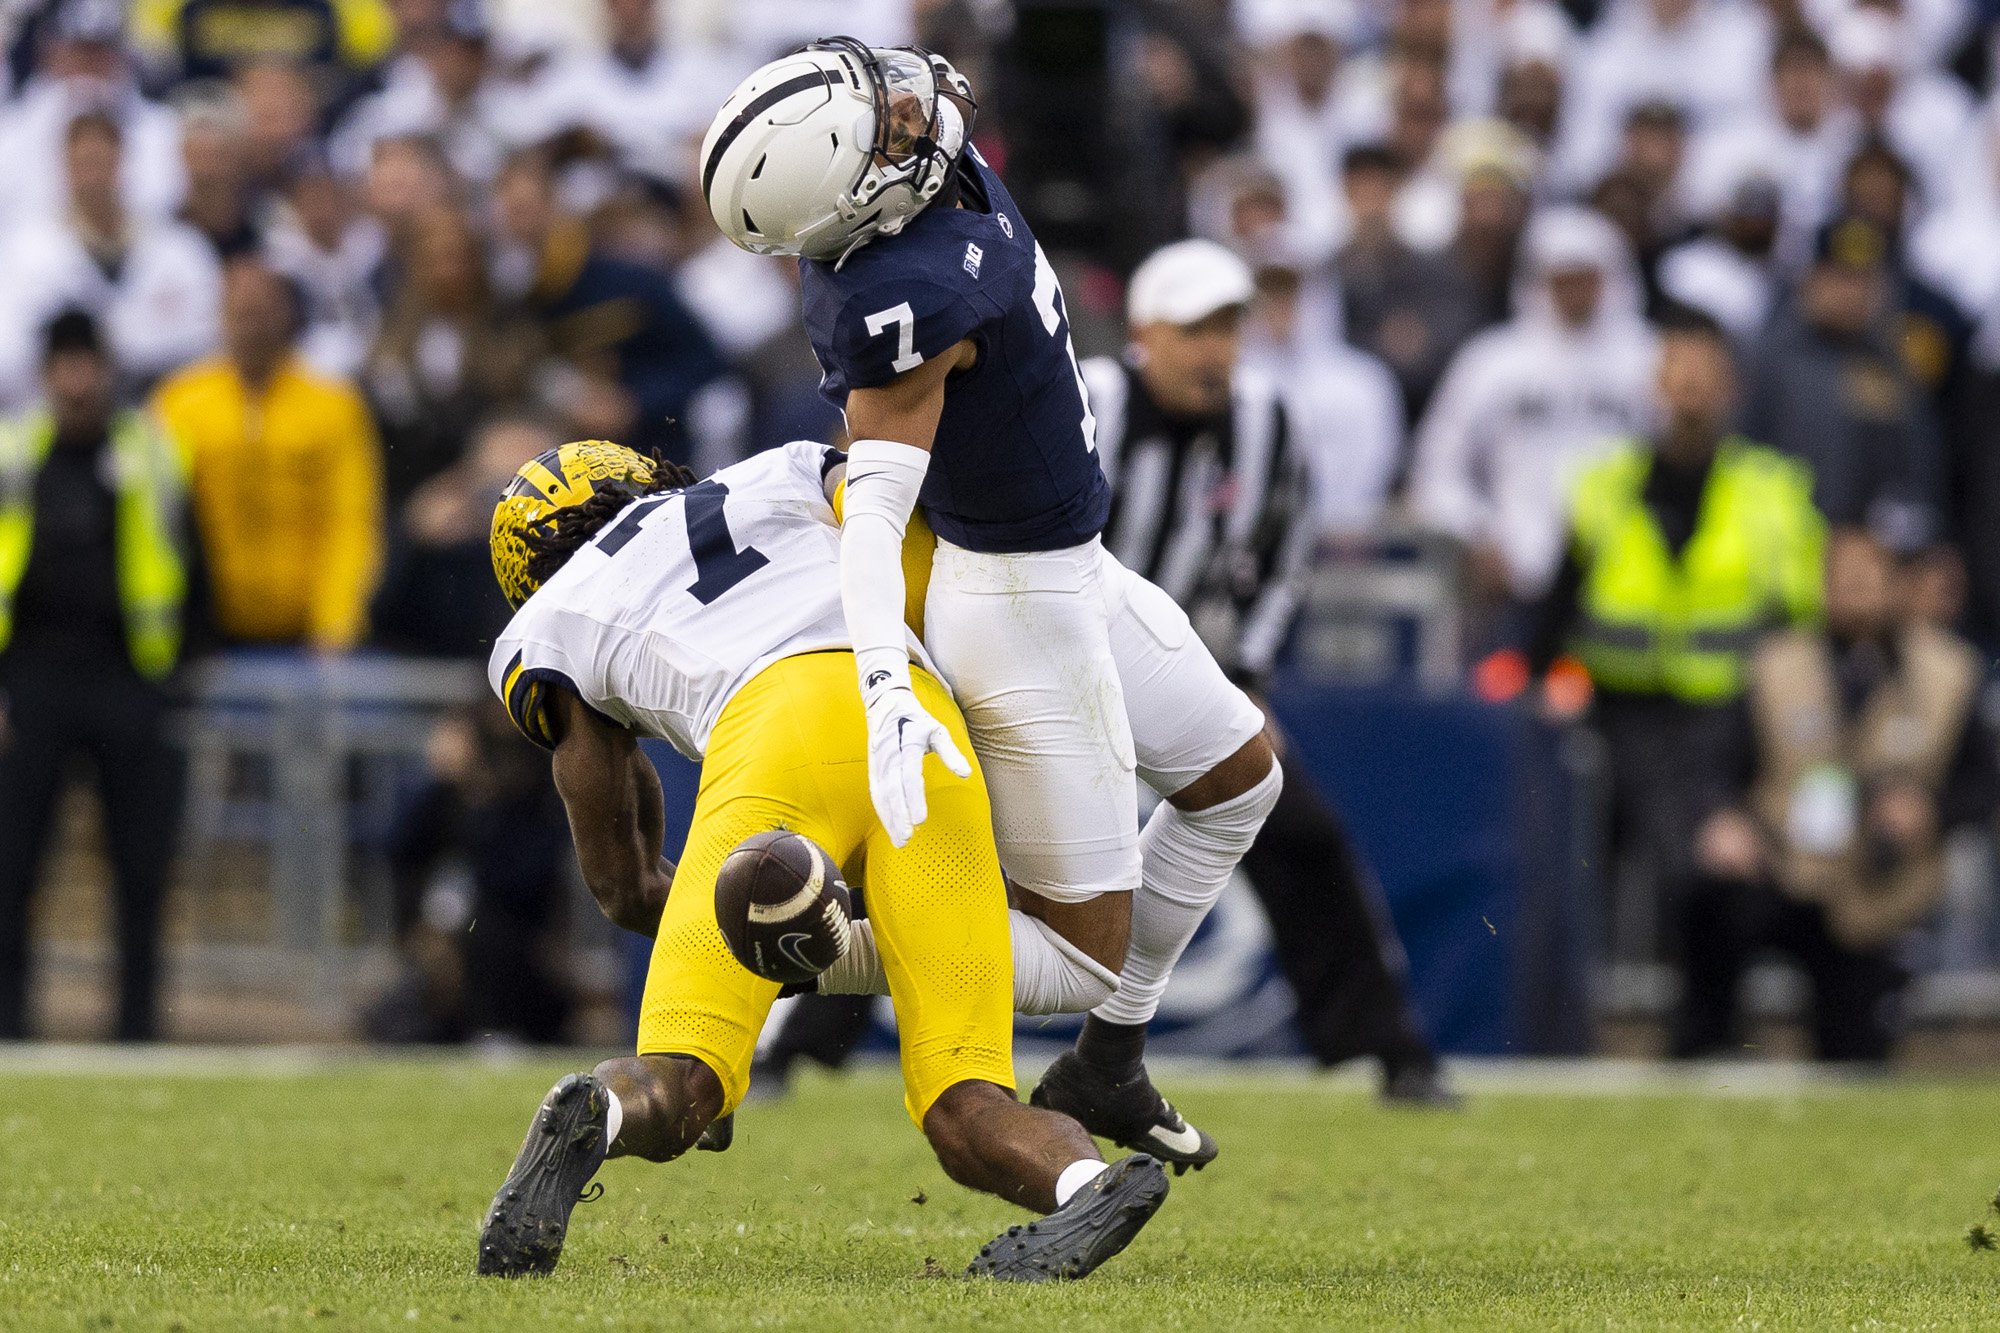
xmin=517 ymin=455 xmax=700 ymax=588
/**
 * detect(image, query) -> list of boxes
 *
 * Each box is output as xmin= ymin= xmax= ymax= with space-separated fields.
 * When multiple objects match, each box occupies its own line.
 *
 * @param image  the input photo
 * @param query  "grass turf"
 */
xmin=0 ymin=1056 xmax=1995 ymax=1330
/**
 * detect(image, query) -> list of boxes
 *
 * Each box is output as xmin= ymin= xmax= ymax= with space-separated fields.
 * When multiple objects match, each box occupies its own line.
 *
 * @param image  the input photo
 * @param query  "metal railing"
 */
xmin=170 ymin=653 xmax=484 ymax=1021
xmin=1289 ymin=528 xmax=1465 ymax=692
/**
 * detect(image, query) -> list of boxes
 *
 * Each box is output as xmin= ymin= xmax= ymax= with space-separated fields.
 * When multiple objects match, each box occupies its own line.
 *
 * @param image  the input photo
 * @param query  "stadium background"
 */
xmin=2 ymin=0 xmax=1997 ymax=1067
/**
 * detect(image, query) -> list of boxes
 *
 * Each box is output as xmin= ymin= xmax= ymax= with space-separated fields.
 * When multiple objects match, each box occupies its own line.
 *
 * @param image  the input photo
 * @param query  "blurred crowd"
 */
xmin=1 ymin=0 xmax=1998 ymax=1054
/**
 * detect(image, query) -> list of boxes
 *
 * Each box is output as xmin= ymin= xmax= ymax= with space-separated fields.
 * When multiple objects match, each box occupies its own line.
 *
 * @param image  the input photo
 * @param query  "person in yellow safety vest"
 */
xmin=1522 ymin=305 xmax=1829 ymax=1000
xmin=0 ymin=310 xmax=190 ymax=1043
xmin=1527 ymin=305 xmax=1828 ymax=703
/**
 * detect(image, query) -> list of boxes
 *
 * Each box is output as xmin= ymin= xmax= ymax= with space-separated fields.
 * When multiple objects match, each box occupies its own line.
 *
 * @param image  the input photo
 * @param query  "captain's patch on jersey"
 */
xmin=963 ymin=242 xmax=984 ymax=278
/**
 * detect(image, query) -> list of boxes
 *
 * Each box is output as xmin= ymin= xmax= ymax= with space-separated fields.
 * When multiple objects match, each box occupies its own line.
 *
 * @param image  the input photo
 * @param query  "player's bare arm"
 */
xmin=840 ymin=336 xmax=978 ymax=451
xmin=547 ymin=689 xmax=675 ymax=939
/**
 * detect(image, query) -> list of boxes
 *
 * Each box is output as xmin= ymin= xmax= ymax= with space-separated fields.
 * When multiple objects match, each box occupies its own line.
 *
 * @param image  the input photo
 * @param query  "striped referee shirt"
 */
xmin=1081 ymin=355 xmax=1315 ymax=681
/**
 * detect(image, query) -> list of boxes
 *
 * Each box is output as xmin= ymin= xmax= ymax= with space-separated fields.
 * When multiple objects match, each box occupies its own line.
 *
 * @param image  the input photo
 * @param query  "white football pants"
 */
xmin=922 ymin=536 xmax=1267 ymax=903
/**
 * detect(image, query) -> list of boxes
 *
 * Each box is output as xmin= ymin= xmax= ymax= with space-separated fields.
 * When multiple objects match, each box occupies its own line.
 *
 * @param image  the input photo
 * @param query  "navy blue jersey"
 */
xmin=800 ymin=150 xmax=1111 ymax=554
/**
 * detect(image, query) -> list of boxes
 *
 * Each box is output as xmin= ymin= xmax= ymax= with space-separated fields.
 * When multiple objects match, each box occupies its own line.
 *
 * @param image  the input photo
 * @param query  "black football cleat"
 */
xmin=695 ymin=1111 xmax=734 ymax=1152
xmin=1380 ymin=1062 xmax=1464 ymax=1109
xmin=476 ymin=1072 xmax=611 ymax=1277
xmin=1031 ymin=1051 xmax=1218 ymax=1175
xmin=965 ymin=1154 xmax=1169 ymax=1282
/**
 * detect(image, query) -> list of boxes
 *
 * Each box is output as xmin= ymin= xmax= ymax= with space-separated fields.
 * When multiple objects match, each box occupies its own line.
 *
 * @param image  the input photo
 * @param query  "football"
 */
xmin=713 ymin=829 xmax=854 ymax=985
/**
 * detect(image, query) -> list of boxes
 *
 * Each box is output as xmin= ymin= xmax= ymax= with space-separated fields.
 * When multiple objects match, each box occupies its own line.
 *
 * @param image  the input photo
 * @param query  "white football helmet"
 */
xmin=699 ymin=36 xmax=976 ymax=267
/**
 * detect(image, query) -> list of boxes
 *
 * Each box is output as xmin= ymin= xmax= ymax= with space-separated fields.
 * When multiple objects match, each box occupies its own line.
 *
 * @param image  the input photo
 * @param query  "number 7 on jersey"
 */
xmin=864 ymin=302 xmax=924 ymax=374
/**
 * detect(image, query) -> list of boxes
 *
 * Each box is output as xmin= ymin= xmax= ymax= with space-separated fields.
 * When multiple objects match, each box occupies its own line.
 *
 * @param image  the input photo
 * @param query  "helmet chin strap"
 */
xmin=932 ymin=96 xmax=966 ymax=160
xmin=832 ymin=216 xmax=884 ymax=270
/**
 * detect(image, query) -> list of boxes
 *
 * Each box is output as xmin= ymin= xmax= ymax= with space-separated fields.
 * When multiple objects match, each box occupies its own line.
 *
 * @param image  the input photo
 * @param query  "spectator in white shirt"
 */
xmin=1337 ymin=142 xmax=1500 ymax=428
xmin=235 ymin=58 xmax=326 ymax=196
xmin=517 ymin=0 xmax=749 ymax=186
xmin=1244 ymin=264 xmax=1404 ymax=534
xmin=1658 ymin=176 xmax=1784 ymax=344
xmin=1192 ymin=152 xmax=1352 ymax=374
xmin=173 ymin=84 xmax=260 ymax=261
xmin=0 ymin=111 xmax=221 ymax=407
xmin=1399 ymin=113 xmax=1541 ymax=298
xmin=0 ymin=0 xmax=186 ymax=230
xmin=331 ymin=0 xmax=536 ymax=188
xmin=1190 ymin=154 xmax=1344 ymax=280
xmin=263 ymin=149 xmax=387 ymax=380
xmin=1805 ymin=0 xmax=1972 ymax=73
xmin=1684 ymin=29 xmax=1855 ymax=270
xmin=1410 ymin=206 xmax=1658 ymax=630
xmin=1241 ymin=0 xmax=1382 ymax=262
xmin=362 ymin=133 xmax=459 ymax=263
xmin=1450 ymin=0 xmax=1577 ymax=124
xmin=1826 ymin=5 xmax=1973 ymax=218
xmin=1554 ymin=0 xmax=1772 ymax=194
xmin=1586 ymin=100 xmax=1699 ymax=307
xmin=1388 ymin=54 xmax=1460 ymax=252
xmin=1910 ymin=101 xmax=2000 ymax=315
xmin=1492 ymin=3 xmax=1576 ymax=151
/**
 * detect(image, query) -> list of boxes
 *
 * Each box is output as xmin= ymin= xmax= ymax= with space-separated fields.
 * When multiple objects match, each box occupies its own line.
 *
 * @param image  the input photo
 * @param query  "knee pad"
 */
xmin=1192 ymin=759 xmax=1284 ymax=834
xmin=807 ymin=912 xmax=1121 ymax=1018
xmin=1141 ymin=761 xmax=1284 ymax=911
xmin=817 ymin=920 xmax=889 ymax=996
xmin=1011 ymin=909 xmax=1120 ymax=1015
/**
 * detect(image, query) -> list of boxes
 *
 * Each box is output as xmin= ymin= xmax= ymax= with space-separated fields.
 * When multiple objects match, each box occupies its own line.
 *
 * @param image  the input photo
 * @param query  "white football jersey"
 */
xmin=488 ymin=441 xmax=935 ymax=760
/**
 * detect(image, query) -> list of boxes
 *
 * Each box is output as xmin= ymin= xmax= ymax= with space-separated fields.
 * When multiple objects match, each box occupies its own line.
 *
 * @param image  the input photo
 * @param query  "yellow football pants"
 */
xmin=636 ymin=650 xmax=1014 ymax=1125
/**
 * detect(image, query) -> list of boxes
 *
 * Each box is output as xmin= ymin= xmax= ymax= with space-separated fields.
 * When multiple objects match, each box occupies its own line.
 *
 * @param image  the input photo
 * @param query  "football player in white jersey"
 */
xmin=473 ymin=440 xmax=1167 ymax=1283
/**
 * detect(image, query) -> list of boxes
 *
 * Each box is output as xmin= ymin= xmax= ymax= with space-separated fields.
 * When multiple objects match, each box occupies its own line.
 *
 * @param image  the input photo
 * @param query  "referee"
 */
xmin=757 ymin=242 xmax=1454 ymax=1106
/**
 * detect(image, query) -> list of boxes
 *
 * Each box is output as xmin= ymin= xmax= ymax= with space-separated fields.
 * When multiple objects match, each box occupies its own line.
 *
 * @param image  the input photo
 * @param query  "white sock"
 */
xmin=603 ymin=1088 xmax=624 ymax=1152
xmin=1054 ymin=1158 xmax=1109 ymax=1208
xmin=1011 ymin=908 xmax=1120 ymax=1014
xmin=807 ymin=912 xmax=1122 ymax=1015
xmin=817 ymin=919 xmax=888 ymax=995
xmin=1092 ymin=764 xmax=1282 ymax=1027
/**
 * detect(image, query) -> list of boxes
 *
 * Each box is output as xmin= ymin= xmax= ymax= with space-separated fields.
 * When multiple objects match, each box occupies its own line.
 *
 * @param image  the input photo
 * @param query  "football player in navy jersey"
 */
xmin=700 ymin=39 xmax=1282 ymax=1173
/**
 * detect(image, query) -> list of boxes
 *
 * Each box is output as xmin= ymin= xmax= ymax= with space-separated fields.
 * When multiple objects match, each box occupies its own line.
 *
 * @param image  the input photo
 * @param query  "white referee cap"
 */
xmin=1126 ymin=239 xmax=1256 ymax=328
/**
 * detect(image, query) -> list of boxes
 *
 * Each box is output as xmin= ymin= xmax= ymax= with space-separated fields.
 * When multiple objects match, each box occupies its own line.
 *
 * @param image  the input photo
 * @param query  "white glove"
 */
xmin=862 ymin=675 xmax=971 ymax=848
xmin=837 ymin=438 xmax=966 ymax=847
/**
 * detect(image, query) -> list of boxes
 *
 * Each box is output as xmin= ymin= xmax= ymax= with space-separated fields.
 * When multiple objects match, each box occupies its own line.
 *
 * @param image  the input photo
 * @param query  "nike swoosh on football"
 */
xmin=776 ymin=932 xmax=818 ymax=974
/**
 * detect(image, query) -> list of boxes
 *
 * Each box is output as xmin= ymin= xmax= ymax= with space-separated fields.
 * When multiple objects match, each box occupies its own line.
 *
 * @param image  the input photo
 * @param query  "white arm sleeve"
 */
xmin=839 ymin=439 xmax=932 ymax=694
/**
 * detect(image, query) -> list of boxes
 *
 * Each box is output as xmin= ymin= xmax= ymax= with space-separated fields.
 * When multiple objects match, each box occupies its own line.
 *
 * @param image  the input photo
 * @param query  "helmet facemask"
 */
xmin=807 ymin=37 xmax=977 ymax=266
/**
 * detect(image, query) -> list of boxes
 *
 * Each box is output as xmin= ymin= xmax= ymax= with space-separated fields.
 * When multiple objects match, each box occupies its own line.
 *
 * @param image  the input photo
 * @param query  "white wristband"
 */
xmin=839 ymin=440 xmax=932 ymax=698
